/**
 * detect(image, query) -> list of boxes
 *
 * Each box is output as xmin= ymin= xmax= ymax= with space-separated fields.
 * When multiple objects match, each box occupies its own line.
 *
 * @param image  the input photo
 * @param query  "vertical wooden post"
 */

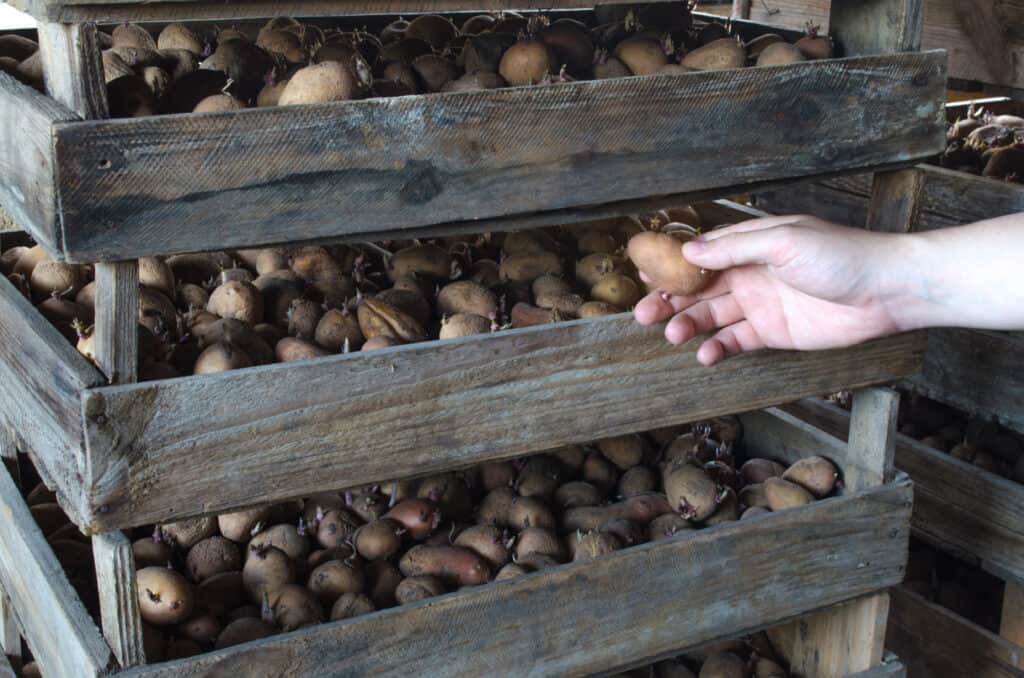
xmin=866 ymin=169 xmax=927 ymax=234
xmin=1000 ymin=582 xmax=1024 ymax=647
xmin=0 ymin=588 xmax=20 ymax=659
xmin=0 ymin=424 xmax=17 ymax=490
xmin=37 ymin=21 xmax=145 ymax=668
xmin=788 ymin=388 xmax=901 ymax=677
xmin=731 ymin=0 xmax=752 ymax=20
xmin=829 ymin=0 xmax=924 ymax=55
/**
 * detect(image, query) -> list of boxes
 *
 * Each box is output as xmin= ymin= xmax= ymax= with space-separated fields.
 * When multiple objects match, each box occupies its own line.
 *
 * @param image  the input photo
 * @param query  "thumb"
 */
xmin=682 ymin=227 xmax=792 ymax=271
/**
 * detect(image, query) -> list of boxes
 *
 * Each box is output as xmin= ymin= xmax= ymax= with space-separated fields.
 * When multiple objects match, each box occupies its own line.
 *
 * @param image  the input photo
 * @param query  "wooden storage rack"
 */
xmin=0 ymin=0 xmax=940 ymax=675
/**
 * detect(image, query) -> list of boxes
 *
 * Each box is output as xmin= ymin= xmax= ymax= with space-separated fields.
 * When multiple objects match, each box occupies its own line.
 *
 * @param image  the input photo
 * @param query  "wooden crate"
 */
xmin=0 ymin=404 xmax=913 ymax=678
xmin=732 ymin=0 xmax=1024 ymax=91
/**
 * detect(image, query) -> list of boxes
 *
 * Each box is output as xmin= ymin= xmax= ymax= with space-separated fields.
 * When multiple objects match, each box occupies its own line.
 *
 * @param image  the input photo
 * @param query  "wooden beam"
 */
xmin=93 ymin=261 xmax=139 ymax=385
xmin=0 ymin=73 xmax=75 ymax=257
xmin=35 ymin=22 xmax=107 ymax=119
xmin=92 ymin=531 xmax=145 ymax=668
xmin=0 ymin=589 xmax=20 ymax=658
xmin=0 ymin=465 xmax=112 ymax=678
xmin=866 ymin=169 xmax=927 ymax=234
xmin=999 ymin=582 xmax=1024 ymax=647
xmin=845 ymin=388 xmax=900 ymax=489
xmin=953 ymin=0 xmax=1014 ymax=87
xmin=79 ymin=323 xmax=923 ymax=531
xmin=829 ymin=0 xmax=924 ymax=55
xmin=887 ymin=585 xmax=1024 ymax=677
xmin=122 ymin=479 xmax=912 ymax=678
xmin=50 ymin=52 xmax=946 ymax=262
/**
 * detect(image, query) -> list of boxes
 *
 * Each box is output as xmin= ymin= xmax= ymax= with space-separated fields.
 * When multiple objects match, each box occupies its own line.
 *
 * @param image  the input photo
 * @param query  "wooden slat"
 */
xmin=755 ymin=180 xmax=873 ymax=228
xmin=0 ymin=653 xmax=13 ymax=678
xmin=36 ymin=22 xmax=107 ymax=120
xmin=999 ymin=582 xmax=1024 ymax=647
xmin=77 ymin=320 xmax=924 ymax=531
xmin=830 ymin=0 xmax=924 ymax=55
xmin=92 ymin=532 xmax=145 ymax=669
xmin=866 ymin=169 xmax=925 ymax=233
xmin=916 ymin=166 xmax=1024 ymax=227
xmin=123 ymin=478 xmax=912 ymax=678
xmin=0 ymin=589 xmax=20 ymax=658
xmin=0 ymin=272 xmax=104 ymax=527
xmin=94 ymin=261 xmax=138 ymax=385
xmin=783 ymin=398 xmax=1024 ymax=586
xmin=848 ymin=654 xmax=907 ymax=678
xmin=0 ymin=72 xmax=73 ymax=256
xmin=0 ymin=465 xmax=112 ymax=678
xmin=887 ymin=586 xmax=1024 ymax=678
xmin=844 ymin=387 xmax=899 ymax=488
xmin=907 ymin=329 xmax=1024 ymax=435
xmin=50 ymin=52 xmax=946 ymax=262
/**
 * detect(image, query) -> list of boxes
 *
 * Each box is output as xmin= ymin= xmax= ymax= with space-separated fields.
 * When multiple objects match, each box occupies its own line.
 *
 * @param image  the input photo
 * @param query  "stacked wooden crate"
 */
xmin=0 ymin=0 xmax=944 ymax=675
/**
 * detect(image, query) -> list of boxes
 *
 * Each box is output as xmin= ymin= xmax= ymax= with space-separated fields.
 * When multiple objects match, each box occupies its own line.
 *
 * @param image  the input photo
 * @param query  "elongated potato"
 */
xmin=399 ymin=545 xmax=490 ymax=587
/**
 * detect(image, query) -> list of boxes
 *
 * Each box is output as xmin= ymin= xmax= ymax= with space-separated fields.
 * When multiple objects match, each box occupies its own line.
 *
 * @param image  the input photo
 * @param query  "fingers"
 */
xmin=633 ymin=289 xmax=700 ymax=325
xmin=683 ymin=226 xmax=796 ymax=271
xmin=663 ymin=295 xmax=744 ymax=345
xmin=696 ymin=320 xmax=766 ymax=366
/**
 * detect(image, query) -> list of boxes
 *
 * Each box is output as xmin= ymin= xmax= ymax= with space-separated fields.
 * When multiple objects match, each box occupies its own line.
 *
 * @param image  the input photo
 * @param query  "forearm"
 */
xmin=884 ymin=214 xmax=1024 ymax=331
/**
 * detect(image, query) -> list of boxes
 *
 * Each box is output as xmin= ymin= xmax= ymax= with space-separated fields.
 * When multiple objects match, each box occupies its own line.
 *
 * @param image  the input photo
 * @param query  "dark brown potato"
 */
xmin=186 ymin=536 xmax=242 ymax=582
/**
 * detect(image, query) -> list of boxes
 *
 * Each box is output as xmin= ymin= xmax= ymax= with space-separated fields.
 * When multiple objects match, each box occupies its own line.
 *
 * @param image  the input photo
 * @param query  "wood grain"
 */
xmin=36 ymin=22 xmax=108 ymax=120
xmin=887 ymin=585 xmax=1024 ymax=678
xmin=51 ymin=52 xmax=946 ymax=262
xmin=830 ymin=0 xmax=924 ymax=55
xmin=866 ymin=169 xmax=926 ymax=233
xmin=0 ymin=465 xmax=112 ymax=678
xmin=999 ymin=582 xmax=1024 ymax=646
xmin=94 ymin=261 xmax=139 ymax=385
xmin=123 ymin=479 xmax=912 ymax=678
xmin=0 ymin=588 xmax=20 ymax=657
xmin=0 ymin=270 xmax=104 ymax=528
xmin=92 ymin=531 xmax=145 ymax=669
xmin=845 ymin=388 xmax=899 ymax=488
xmin=783 ymin=398 xmax=1024 ymax=586
xmin=0 ymin=72 xmax=73 ymax=257
xmin=791 ymin=593 xmax=891 ymax=677
xmin=78 ymin=319 xmax=923 ymax=531
xmin=907 ymin=329 xmax=1024 ymax=435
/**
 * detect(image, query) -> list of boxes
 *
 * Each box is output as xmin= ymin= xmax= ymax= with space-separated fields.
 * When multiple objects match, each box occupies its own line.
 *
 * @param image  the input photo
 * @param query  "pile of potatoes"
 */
xmin=942 ymin=106 xmax=1024 ymax=181
xmin=0 ymin=206 xmax=710 ymax=381
xmin=25 ymin=417 xmax=838 ymax=664
xmin=0 ymin=5 xmax=835 ymax=116
xmin=898 ymin=391 xmax=1024 ymax=482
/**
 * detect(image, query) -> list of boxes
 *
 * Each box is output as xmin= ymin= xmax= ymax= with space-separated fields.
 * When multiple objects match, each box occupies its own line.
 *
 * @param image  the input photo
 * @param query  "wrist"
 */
xmin=877 ymin=232 xmax=945 ymax=332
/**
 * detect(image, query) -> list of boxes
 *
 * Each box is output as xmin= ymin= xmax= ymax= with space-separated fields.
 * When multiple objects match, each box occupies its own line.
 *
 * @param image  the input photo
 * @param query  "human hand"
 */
xmin=633 ymin=215 xmax=912 ymax=365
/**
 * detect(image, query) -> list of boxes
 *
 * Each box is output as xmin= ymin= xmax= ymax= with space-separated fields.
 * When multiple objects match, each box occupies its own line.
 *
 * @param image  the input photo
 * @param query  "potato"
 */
xmin=795 ymin=34 xmax=833 ymax=60
xmin=479 ymin=461 xmax=516 ymax=491
xmin=614 ymin=36 xmax=667 ymax=75
xmin=764 ymin=477 xmax=813 ymax=510
xmin=628 ymin=230 xmax=715 ymax=296
xmin=161 ymin=517 xmax=218 ymax=549
xmin=113 ymin=23 xmax=157 ymax=50
xmin=453 ymin=525 xmax=510 ymax=569
xmin=405 ymin=14 xmax=457 ymax=48
xmin=699 ymin=651 xmax=748 ymax=678
xmin=494 ymin=563 xmax=530 ymax=581
xmin=133 ymin=537 xmax=173 ymax=569
xmin=510 ymin=302 xmax=560 ymax=328
xmin=738 ymin=483 xmax=770 ymax=509
xmin=29 ymin=261 xmax=86 ymax=301
xmin=195 ymin=571 xmax=246 ymax=617
xmin=215 ymin=617 xmax=276 ymax=649
xmin=475 ymin=487 xmax=517 ymax=527
xmin=107 ymin=74 xmax=158 ymax=117
xmin=242 ymin=545 xmax=295 ymax=602
xmin=374 ymin=288 xmax=431 ymax=327
xmin=249 ymin=524 xmax=310 ymax=565
xmin=274 ymin=337 xmax=330 ymax=363
xmin=0 ymin=34 xmax=37 ymax=61
xmin=186 ymin=536 xmax=242 ymax=582
xmin=594 ymin=53 xmax=631 ymax=79
xmin=357 ymin=299 xmax=427 ymax=343
xmin=330 ymin=592 xmax=376 ymax=621
xmin=552 ymin=445 xmax=586 ymax=474
xmin=437 ymin=280 xmax=498 ymax=318
xmin=680 ymin=38 xmax=746 ymax=71
xmin=388 ymin=244 xmax=451 ymax=281
xmin=756 ymin=42 xmax=805 ymax=66
xmin=590 ymin=273 xmax=640 ymax=308
xmin=399 ymin=545 xmax=490 ymax=587
xmin=503 ymin=230 xmax=559 ymax=256
xmin=314 ymin=308 xmax=363 ymax=351
xmin=286 ymin=298 xmax=322 ymax=339
xmin=411 ymin=54 xmax=459 ymax=92
xmin=439 ymin=312 xmax=491 ymax=339
xmin=385 ymin=499 xmax=441 ymax=540
xmin=137 ymin=567 xmax=194 ymax=625
xmin=354 ymin=518 xmax=404 ymax=561
xmin=347 ymin=492 xmax=389 ymax=523
xmin=507 ymin=496 xmax=556 ymax=530
xmin=703 ymin=487 xmax=739 ymax=526
xmin=573 ymin=531 xmax=622 ymax=562
xmin=663 ymin=460 xmax=721 ymax=521
xmin=739 ymin=458 xmax=785 ymax=485
xmin=12 ymin=245 xmax=48 ymax=279
xmin=513 ymin=527 xmax=564 ymax=562
xmin=165 ymin=638 xmax=202 ymax=660
xmin=648 ymin=512 xmax=694 ymax=541
xmin=619 ymin=466 xmax=658 ymax=497
xmin=577 ymin=301 xmax=620 ymax=318
xmin=596 ymin=434 xmax=645 ymax=470
xmin=499 ymin=39 xmax=556 ymax=86
xmin=417 ymin=474 xmax=473 ymax=520
xmin=514 ymin=457 xmax=562 ymax=499
xmin=135 ymin=257 xmax=175 ymax=299
xmin=158 ymin=23 xmax=204 ymax=53
xmin=194 ymin=93 xmax=247 ymax=112
xmin=554 ymin=481 xmax=603 ymax=509
xmin=500 ymin=251 xmax=563 ymax=283
xmin=219 ymin=506 xmax=273 ymax=542
xmin=316 ymin=508 xmax=362 ymax=549
xmin=207 ymin=280 xmax=262 ymax=325
xmin=442 ymin=70 xmax=507 ymax=92
xmin=176 ymin=614 xmax=222 ymax=645
xmin=581 ymin=452 xmax=618 ymax=492
xmin=395 ymin=575 xmax=446 ymax=604
xmin=781 ymin=456 xmax=838 ymax=498
xmin=606 ymin=493 xmax=673 ymax=525
xmin=194 ymin=342 xmax=253 ymax=374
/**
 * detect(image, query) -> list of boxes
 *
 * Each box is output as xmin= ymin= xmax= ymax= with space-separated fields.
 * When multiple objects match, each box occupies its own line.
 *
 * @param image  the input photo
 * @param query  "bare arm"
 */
xmin=632 ymin=214 xmax=1024 ymax=365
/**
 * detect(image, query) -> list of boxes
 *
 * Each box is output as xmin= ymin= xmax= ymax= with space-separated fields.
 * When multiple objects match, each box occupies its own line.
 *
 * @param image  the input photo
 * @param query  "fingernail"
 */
xmin=659 ymin=291 xmax=672 ymax=302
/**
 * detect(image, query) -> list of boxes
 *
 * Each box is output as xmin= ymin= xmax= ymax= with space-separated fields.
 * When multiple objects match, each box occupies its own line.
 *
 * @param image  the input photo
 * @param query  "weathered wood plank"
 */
xmin=79 ymin=321 xmax=924 ymax=531
xmin=999 ymin=582 xmax=1024 ymax=647
xmin=0 ymin=589 xmax=20 ymax=658
xmin=0 ymin=465 xmax=112 ymax=678
xmin=51 ymin=52 xmax=946 ymax=262
xmin=783 ymin=398 xmax=1024 ymax=586
xmin=36 ymin=22 xmax=108 ymax=119
xmin=866 ymin=169 xmax=926 ymax=233
xmin=0 ymin=72 xmax=72 ymax=256
xmin=830 ymin=0 xmax=924 ymax=55
xmin=845 ymin=388 xmax=899 ymax=488
xmin=887 ymin=586 xmax=1024 ymax=678
xmin=755 ymin=180 xmax=873 ymax=228
xmin=94 ymin=261 xmax=138 ymax=385
xmin=907 ymin=329 xmax=1024 ymax=435
xmin=92 ymin=532 xmax=145 ymax=669
xmin=123 ymin=479 xmax=911 ymax=678
xmin=0 ymin=271 xmax=104 ymax=527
